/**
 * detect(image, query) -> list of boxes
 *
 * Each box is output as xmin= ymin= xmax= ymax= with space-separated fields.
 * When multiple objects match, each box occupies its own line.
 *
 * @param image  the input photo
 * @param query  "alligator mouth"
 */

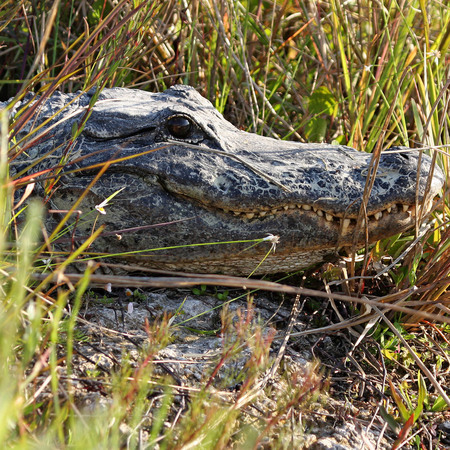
xmin=220 ymin=202 xmax=419 ymax=232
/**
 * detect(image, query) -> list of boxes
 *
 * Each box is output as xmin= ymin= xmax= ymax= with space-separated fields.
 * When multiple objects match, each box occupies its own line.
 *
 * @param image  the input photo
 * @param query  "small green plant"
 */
xmin=215 ymin=288 xmax=229 ymax=302
xmin=381 ymin=372 xmax=449 ymax=449
xmin=191 ymin=284 xmax=207 ymax=296
xmin=374 ymin=323 xmax=416 ymax=363
xmin=191 ymin=284 xmax=229 ymax=301
xmin=125 ymin=288 xmax=147 ymax=302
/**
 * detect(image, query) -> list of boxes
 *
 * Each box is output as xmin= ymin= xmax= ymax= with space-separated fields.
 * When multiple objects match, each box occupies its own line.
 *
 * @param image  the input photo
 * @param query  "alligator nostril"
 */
xmin=167 ymin=115 xmax=192 ymax=138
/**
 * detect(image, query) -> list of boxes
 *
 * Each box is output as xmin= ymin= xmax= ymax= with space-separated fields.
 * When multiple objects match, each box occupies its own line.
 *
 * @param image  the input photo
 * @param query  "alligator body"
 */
xmin=7 ymin=86 xmax=444 ymax=274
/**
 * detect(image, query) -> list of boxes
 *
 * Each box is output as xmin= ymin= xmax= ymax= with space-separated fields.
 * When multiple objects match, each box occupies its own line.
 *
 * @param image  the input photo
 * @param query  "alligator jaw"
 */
xmin=197 ymin=196 xmax=429 ymax=247
xmin=51 ymin=166 xmax=435 ymax=275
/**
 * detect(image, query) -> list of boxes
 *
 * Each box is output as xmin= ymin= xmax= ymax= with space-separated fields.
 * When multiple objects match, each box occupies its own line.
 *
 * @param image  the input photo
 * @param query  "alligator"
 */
xmin=6 ymin=86 xmax=445 ymax=275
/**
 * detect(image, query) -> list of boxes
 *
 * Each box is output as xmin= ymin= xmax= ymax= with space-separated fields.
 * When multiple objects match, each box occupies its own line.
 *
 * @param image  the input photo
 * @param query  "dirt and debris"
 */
xmin=60 ymin=287 xmax=396 ymax=449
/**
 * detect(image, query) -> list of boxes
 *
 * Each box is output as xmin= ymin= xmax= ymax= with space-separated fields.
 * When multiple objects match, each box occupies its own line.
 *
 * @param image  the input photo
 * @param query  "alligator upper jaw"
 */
xmin=153 ymin=127 xmax=444 ymax=221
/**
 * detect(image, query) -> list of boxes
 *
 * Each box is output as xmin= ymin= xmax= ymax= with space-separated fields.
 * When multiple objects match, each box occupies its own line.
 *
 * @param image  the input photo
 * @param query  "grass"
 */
xmin=0 ymin=0 xmax=449 ymax=447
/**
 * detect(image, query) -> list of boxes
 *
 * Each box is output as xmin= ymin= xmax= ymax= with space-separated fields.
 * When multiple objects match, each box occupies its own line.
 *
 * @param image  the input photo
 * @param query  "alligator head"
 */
xmin=8 ymin=86 xmax=444 ymax=274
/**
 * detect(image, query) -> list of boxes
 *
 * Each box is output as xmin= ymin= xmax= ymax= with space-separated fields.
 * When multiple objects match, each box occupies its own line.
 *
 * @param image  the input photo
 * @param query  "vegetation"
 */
xmin=0 ymin=0 xmax=449 ymax=447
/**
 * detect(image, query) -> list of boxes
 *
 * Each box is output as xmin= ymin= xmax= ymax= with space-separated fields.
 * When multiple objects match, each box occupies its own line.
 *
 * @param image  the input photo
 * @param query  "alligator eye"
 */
xmin=167 ymin=116 xmax=192 ymax=138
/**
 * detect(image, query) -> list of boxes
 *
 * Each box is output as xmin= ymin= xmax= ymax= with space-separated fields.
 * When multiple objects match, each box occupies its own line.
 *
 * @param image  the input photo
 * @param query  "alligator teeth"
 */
xmin=226 ymin=202 xmax=415 ymax=222
xmin=342 ymin=218 xmax=351 ymax=232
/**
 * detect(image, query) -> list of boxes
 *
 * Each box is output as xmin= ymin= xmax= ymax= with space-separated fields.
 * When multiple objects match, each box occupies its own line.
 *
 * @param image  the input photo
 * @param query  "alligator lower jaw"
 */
xmin=133 ymin=248 xmax=334 ymax=275
xmin=219 ymin=201 xmax=422 ymax=232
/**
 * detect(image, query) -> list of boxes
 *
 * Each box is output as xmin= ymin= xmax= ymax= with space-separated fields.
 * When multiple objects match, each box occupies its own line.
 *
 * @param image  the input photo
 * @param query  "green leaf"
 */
xmin=71 ymin=121 xmax=79 ymax=139
xmin=389 ymin=380 xmax=410 ymax=422
xmin=304 ymin=117 xmax=328 ymax=142
xmin=308 ymin=86 xmax=338 ymax=116
xmin=411 ymin=99 xmax=424 ymax=141
xmin=414 ymin=372 xmax=426 ymax=421
xmin=379 ymin=404 xmax=401 ymax=434
xmin=381 ymin=348 xmax=396 ymax=360
xmin=431 ymin=395 xmax=449 ymax=412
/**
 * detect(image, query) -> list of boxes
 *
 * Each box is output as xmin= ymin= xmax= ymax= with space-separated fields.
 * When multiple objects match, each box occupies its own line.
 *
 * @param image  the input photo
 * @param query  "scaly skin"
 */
xmin=7 ymin=86 xmax=444 ymax=274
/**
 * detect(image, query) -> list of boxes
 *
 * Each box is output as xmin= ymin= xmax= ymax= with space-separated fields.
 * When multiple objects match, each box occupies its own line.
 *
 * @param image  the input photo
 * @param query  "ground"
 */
xmin=61 ymin=285 xmax=400 ymax=448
